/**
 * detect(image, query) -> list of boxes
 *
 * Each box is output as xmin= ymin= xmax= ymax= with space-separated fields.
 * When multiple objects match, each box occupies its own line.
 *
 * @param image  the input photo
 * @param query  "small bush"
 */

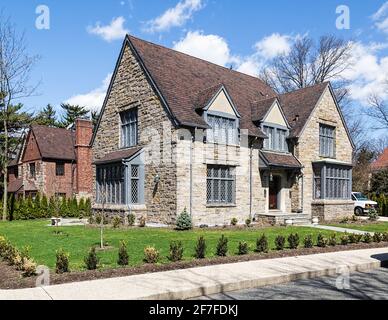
xmin=22 ymin=258 xmax=37 ymax=277
xmin=340 ymin=234 xmax=349 ymax=245
xmin=216 ymin=235 xmax=228 ymax=257
xmin=340 ymin=217 xmax=349 ymax=224
xmin=144 ymin=246 xmax=159 ymax=264
xmin=56 ymin=249 xmax=70 ymax=274
xmin=368 ymin=209 xmax=379 ymax=221
xmin=349 ymin=233 xmax=362 ymax=244
xmin=84 ymin=247 xmax=99 ymax=270
xmin=230 ymin=218 xmax=238 ymax=226
xmin=317 ymin=234 xmax=328 ymax=248
xmin=287 ymin=233 xmax=300 ymax=249
xmin=237 ymin=241 xmax=249 ymax=255
xmin=139 ymin=216 xmax=147 ymax=228
xmin=351 ymin=215 xmax=359 ymax=222
xmin=118 ymin=241 xmax=129 ymax=266
xmin=175 ymin=208 xmax=192 ymax=231
xmin=127 ymin=214 xmax=136 ymax=226
xmin=373 ymin=232 xmax=384 ymax=243
xmin=88 ymin=215 xmax=95 ymax=225
xmin=255 ymin=234 xmax=269 ymax=253
xmin=363 ymin=233 xmax=373 ymax=244
xmin=245 ymin=219 xmax=252 ymax=227
xmin=95 ymin=214 xmax=102 ymax=225
xmin=303 ymin=235 xmax=314 ymax=248
xmin=112 ymin=216 xmax=122 ymax=229
xmin=168 ymin=241 xmax=184 ymax=262
xmin=329 ymin=234 xmax=337 ymax=246
xmin=275 ymin=235 xmax=286 ymax=251
xmin=383 ymin=232 xmax=388 ymax=242
xmin=194 ymin=236 xmax=207 ymax=259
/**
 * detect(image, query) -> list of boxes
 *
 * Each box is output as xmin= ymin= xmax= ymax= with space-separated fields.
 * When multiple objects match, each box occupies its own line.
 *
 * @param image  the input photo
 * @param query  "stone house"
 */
xmin=91 ymin=35 xmax=354 ymax=226
xmin=7 ymin=119 xmax=93 ymax=200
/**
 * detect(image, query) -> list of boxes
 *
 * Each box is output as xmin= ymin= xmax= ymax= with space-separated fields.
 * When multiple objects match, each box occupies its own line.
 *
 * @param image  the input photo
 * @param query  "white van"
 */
xmin=351 ymin=192 xmax=378 ymax=216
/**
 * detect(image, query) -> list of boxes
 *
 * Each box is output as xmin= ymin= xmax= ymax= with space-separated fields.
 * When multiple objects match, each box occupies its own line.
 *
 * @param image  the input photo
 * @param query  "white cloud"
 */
xmin=173 ymin=31 xmax=238 ymax=66
xmin=372 ymin=2 xmax=388 ymax=34
xmin=66 ymin=74 xmax=112 ymax=111
xmin=145 ymin=0 xmax=203 ymax=33
xmin=87 ymin=17 xmax=129 ymax=42
xmin=254 ymin=33 xmax=292 ymax=58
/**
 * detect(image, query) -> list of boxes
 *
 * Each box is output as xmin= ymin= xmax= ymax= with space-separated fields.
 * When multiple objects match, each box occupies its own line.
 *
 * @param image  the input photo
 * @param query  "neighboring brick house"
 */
xmin=371 ymin=148 xmax=388 ymax=172
xmin=7 ymin=119 xmax=93 ymax=199
xmin=91 ymin=35 xmax=354 ymax=225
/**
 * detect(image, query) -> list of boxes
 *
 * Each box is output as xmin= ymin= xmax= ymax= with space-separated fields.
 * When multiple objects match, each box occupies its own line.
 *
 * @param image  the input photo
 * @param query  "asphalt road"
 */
xmin=196 ymin=268 xmax=388 ymax=300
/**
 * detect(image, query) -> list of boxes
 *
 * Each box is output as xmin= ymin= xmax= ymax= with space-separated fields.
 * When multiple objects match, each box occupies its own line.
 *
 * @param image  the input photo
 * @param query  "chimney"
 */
xmin=74 ymin=119 xmax=93 ymax=198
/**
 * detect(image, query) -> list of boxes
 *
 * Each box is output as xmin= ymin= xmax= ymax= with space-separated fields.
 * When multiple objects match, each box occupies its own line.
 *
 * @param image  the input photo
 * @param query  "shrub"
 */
xmin=88 ymin=215 xmax=95 ymax=225
xmin=368 ymin=209 xmax=379 ymax=221
xmin=373 ymin=232 xmax=384 ymax=243
xmin=216 ymin=235 xmax=228 ymax=257
xmin=194 ymin=236 xmax=207 ymax=259
xmin=303 ymin=235 xmax=314 ymax=248
xmin=317 ymin=234 xmax=328 ymax=248
xmin=275 ymin=235 xmax=286 ymax=251
xmin=56 ymin=249 xmax=70 ymax=274
xmin=95 ymin=214 xmax=102 ymax=225
xmin=144 ymin=246 xmax=160 ymax=264
xmin=84 ymin=247 xmax=99 ymax=270
xmin=383 ymin=232 xmax=388 ymax=242
xmin=127 ymin=213 xmax=136 ymax=226
xmin=139 ymin=216 xmax=147 ymax=228
xmin=230 ymin=218 xmax=238 ymax=226
xmin=287 ymin=233 xmax=300 ymax=249
xmin=168 ymin=241 xmax=184 ymax=262
xmin=175 ymin=208 xmax=192 ymax=231
xmin=245 ymin=219 xmax=252 ymax=227
xmin=363 ymin=233 xmax=373 ymax=244
xmin=340 ymin=234 xmax=349 ymax=245
xmin=256 ymin=234 xmax=269 ymax=253
xmin=118 ymin=241 xmax=129 ymax=266
xmin=340 ymin=217 xmax=349 ymax=224
xmin=348 ymin=233 xmax=362 ymax=244
xmin=22 ymin=258 xmax=37 ymax=277
xmin=237 ymin=241 xmax=249 ymax=255
xmin=112 ymin=216 xmax=122 ymax=229
xmin=329 ymin=234 xmax=337 ymax=246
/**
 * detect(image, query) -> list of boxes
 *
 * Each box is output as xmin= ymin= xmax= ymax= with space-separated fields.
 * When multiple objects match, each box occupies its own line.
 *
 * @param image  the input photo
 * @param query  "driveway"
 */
xmin=196 ymin=268 xmax=388 ymax=300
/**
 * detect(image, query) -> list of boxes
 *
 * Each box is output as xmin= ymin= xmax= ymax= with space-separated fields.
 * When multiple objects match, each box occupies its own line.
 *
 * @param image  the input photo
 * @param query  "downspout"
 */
xmin=249 ymin=137 xmax=258 ymax=220
xmin=189 ymin=130 xmax=195 ymax=218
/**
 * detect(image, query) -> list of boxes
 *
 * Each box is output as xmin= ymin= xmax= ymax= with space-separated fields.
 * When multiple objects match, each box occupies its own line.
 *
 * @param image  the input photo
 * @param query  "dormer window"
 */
xmin=207 ymin=114 xmax=238 ymax=145
xmin=263 ymin=125 xmax=289 ymax=153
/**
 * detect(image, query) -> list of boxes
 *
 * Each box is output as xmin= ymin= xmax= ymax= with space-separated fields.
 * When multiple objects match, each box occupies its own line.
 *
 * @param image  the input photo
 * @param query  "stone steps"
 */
xmin=255 ymin=212 xmax=312 ymax=226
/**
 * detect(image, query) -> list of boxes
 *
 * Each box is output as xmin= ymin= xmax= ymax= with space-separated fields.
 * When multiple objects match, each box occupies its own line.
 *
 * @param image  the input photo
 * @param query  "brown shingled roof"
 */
xmin=94 ymin=147 xmax=142 ymax=165
xmin=279 ymin=82 xmax=329 ymax=138
xmin=31 ymin=125 xmax=76 ymax=161
xmin=260 ymin=151 xmax=302 ymax=169
xmin=127 ymin=35 xmax=276 ymax=137
xmin=371 ymin=148 xmax=388 ymax=171
xmin=251 ymin=97 xmax=278 ymax=123
xmin=8 ymin=179 xmax=23 ymax=193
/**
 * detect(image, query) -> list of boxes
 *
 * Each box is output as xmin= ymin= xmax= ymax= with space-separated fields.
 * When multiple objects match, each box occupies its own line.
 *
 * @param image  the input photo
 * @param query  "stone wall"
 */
xmin=312 ymin=200 xmax=354 ymax=222
xmin=92 ymin=42 xmax=178 ymax=224
xmin=295 ymin=86 xmax=354 ymax=219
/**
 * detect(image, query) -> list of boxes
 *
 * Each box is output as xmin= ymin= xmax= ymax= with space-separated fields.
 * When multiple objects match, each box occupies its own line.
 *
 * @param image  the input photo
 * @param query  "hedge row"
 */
xmin=1 ymin=194 xmax=91 ymax=221
xmin=369 ymin=193 xmax=388 ymax=217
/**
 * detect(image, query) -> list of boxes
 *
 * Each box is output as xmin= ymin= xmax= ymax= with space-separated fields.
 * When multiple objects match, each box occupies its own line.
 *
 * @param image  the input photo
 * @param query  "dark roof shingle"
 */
xmin=8 ymin=179 xmax=23 ymax=193
xmin=31 ymin=125 xmax=76 ymax=161
xmin=94 ymin=147 xmax=142 ymax=165
xmin=260 ymin=151 xmax=302 ymax=169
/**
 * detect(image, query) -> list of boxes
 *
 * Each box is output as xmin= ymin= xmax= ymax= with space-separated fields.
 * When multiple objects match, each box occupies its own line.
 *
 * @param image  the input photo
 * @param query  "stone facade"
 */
xmin=92 ymin=43 xmax=178 ymax=224
xmin=293 ymin=87 xmax=354 ymax=221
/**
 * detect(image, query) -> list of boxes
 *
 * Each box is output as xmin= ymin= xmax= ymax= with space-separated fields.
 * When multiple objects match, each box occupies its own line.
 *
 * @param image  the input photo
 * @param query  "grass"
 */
xmin=0 ymin=220 xmax=340 ymax=271
xmin=330 ymin=222 xmax=388 ymax=233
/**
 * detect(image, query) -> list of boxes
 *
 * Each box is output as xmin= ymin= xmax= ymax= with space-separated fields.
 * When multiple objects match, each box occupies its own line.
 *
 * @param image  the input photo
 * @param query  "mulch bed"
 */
xmin=1 ymin=241 xmax=388 ymax=290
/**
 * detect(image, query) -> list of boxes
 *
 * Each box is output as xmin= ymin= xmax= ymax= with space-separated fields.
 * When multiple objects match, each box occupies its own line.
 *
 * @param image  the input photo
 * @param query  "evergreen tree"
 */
xmin=85 ymin=198 xmax=92 ymax=216
xmin=71 ymin=197 xmax=78 ymax=218
xmin=33 ymin=104 xmax=59 ymax=127
xmin=33 ymin=193 xmax=41 ymax=218
xmin=371 ymin=169 xmax=388 ymax=195
xmin=25 ymin=196 xmax=34 ymax=220
xmin=60 ymin=103 xmax=89 ymax=128
xmin=41 ymin=195 xmax=49 ymax=218
xmin=91 ymin=111 xmax=100 ymax=133
xmin=60 ymin=197 xmax=68 ymax=217
xmin=48 ymin=196 xmax=56 ymax=217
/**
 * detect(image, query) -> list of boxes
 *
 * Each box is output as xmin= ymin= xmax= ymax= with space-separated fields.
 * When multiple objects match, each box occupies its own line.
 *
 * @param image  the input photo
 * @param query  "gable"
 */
xmin=22 ymin=131 xmax=42 ymax=162
xmin=207 ymin=88 xmax=239 ymax=117
xmin=262 ymin=101 xmax=288 ymax=127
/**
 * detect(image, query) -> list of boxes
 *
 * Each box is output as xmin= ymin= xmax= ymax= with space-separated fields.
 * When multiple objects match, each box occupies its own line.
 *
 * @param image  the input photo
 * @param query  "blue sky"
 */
xmin=2 ymin=0 xmax=388 ymax=128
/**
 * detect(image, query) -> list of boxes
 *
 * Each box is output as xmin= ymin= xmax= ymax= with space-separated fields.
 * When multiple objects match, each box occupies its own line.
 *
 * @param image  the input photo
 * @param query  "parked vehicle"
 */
xmin=351 ymin=192 xmax=378 ymax=216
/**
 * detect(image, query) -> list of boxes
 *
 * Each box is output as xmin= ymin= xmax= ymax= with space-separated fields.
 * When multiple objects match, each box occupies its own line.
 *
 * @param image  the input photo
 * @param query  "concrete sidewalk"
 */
xmin=302 ymin=224 xmax=374 ymax=235
xmin=1 ymin=247 xmax=387 ymax=300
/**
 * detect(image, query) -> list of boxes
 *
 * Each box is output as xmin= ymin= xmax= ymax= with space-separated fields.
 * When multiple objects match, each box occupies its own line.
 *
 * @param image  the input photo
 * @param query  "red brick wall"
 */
xmin=74 ymin=119 xmax=93 ymax=196
xmin=43 ymin=161 xmax=74 ymax=198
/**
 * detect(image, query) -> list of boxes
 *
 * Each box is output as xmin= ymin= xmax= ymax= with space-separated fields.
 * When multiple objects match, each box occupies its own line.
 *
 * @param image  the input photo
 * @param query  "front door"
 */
xmin=269 ymin=176 xmax=281 ymax=210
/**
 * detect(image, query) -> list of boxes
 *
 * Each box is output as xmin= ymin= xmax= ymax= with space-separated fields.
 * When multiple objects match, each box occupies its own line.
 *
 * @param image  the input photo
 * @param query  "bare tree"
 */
xmin=260 ymin=35 xmax=353 ymax=104
xmin=366 ymin=94 xmax=388 ymax=131
xmin=0 ymin=14 xmax=39 ymax=220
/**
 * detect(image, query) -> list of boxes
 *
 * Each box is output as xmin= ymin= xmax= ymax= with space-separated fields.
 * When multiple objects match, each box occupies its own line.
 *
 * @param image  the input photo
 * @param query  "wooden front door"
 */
xmin=269 ymin=176 xmax=281 ymax=210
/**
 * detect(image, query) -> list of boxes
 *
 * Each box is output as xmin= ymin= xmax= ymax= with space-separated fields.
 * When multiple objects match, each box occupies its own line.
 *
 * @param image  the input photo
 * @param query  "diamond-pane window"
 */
xmin=206 ymin=165 xmax=235 ymax=205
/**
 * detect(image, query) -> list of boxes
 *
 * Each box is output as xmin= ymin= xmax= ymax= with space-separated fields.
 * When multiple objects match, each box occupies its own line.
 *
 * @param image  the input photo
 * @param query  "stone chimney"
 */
xmin=74 ymin=119 xmax=93 ymax=198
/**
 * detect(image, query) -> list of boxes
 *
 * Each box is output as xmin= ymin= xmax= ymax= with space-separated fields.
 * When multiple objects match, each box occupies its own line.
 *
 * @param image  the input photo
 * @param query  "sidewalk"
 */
xmin=1 ymin=247 xmax=387 ymax=300
xmin=303 ymin=224 xmax=373 ymax=235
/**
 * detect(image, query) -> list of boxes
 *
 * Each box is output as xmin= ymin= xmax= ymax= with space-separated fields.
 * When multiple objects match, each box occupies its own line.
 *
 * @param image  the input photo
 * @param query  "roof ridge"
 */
xmin=127 ymin=34 xmax=269 ymax=85
xmin=279 ymin=82 xmax=329 ymax=97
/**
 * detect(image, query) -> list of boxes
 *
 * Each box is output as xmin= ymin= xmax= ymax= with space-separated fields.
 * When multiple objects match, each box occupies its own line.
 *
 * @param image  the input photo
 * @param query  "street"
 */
xmin=196 ymin=268 xmax=388 ymax=300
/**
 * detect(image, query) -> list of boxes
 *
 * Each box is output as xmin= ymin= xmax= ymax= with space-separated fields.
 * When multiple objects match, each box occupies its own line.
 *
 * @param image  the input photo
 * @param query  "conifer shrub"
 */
xmin=168 ymin=241 xmax=184 ymax=262
xmin=118 ymin=241 xmax=129 ymax=266
xmin=194 ymin=236 xmax=207 ymax=259
xmin=255 ymin=234 xmax=269 ymax=253
xmin=216 ymin=235 xmax=228 ymax=257
xmin=175 ymin=208 xmax=192 ymax=230
xmin=84 ymin=247 xmax=99 ymax=270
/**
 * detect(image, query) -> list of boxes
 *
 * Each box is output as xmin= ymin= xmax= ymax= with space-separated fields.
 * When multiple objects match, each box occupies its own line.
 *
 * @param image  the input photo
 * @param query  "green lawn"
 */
xmin=330 ymin=222 xmax=388 ymax=233
xmin=0 ymin=220 xmax=339 ymax=271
